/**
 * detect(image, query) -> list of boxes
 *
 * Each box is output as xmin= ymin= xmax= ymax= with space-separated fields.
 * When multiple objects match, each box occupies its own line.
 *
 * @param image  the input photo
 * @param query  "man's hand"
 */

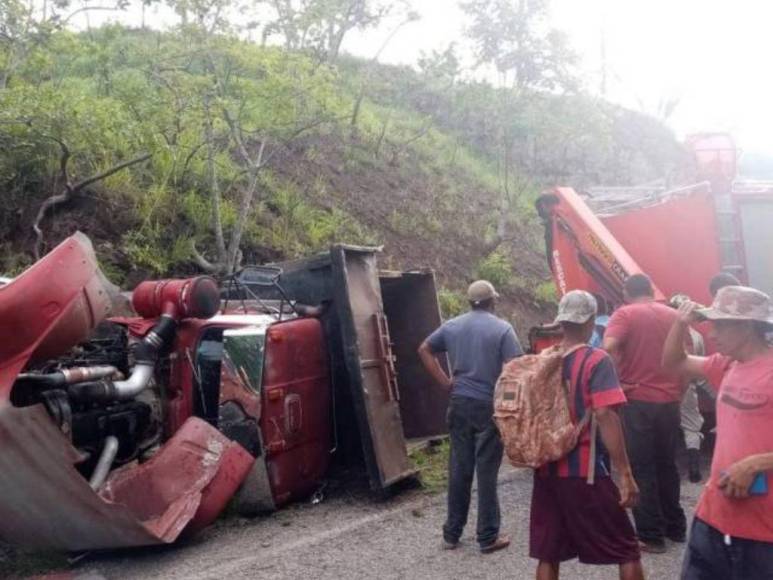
xmin=677 ymin=301 xmax=702 ymax=325
xmin=718 ymin=457 xmax=760 ymax=499
xmin=618 ymin=471 xmax=640 ymax=509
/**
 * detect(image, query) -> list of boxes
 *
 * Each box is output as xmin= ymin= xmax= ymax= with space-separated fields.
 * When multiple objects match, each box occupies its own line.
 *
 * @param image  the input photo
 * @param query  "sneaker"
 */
xmin=638 ymin=540 xmax=668 ymax=554
xmin=480 ymin=535 xmax=510 ymax=554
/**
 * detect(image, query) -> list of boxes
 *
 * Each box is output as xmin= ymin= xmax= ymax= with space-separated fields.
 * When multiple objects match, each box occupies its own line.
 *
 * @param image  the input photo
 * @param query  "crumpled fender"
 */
xmin=0 ymin=233 xmax=118 ymax=402
xmin=0 ymin=405 xmax=253 ymax=550
xmin=0 ymin=233 xmax=254 ymax=550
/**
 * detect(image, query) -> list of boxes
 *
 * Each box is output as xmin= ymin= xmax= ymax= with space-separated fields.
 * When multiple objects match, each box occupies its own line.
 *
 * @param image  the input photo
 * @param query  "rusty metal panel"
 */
xmin=330 ymin=248 xmax=415 ymax=488
xmin=380 ymin=271 xmax=449 ymax=439
xmin=0 ymin=405 xmax=253 ymax=550
xmin=234 ymin=246 xmax=417 ymax=490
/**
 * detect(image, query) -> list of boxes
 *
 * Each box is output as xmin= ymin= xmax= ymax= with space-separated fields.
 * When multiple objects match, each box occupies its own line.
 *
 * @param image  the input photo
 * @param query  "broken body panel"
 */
xmin=0 ymin=238 xmax=444 ymax=551
xmin=0 ymin=235 xmax=255 ymax=550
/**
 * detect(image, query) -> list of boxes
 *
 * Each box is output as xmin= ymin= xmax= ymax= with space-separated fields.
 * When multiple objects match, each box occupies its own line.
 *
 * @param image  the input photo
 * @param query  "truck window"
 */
xmin=222 ymin=327 xmax=266 ymax=395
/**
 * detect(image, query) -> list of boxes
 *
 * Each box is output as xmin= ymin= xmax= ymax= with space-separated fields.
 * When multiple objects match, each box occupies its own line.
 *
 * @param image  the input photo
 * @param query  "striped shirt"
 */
xmin=539 ymin=346 xmax=627 ymax=479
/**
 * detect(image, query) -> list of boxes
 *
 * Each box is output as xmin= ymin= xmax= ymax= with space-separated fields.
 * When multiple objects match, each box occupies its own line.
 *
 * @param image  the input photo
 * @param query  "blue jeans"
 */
xmin=682 ymin=518 xmax=773 ymax=579
xmin=443 ymin=396 xmax=504 ymax=548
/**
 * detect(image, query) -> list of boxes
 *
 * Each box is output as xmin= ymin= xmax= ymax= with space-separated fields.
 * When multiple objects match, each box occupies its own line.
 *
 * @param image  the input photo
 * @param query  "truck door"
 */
xmin=330 ymin=247 xmax=416 ymax=489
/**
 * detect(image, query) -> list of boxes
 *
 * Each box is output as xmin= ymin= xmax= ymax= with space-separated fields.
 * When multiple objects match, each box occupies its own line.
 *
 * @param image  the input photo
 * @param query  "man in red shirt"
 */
xmin=663 ymin=285 xmax=773 ymax=578
xmin=603 ymin=274 xmax=687 ymax=553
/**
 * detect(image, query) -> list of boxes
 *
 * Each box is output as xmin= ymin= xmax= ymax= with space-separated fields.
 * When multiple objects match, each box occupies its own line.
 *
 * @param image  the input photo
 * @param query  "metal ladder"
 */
xmin=713 ymin=192 xmax=746 ymax=279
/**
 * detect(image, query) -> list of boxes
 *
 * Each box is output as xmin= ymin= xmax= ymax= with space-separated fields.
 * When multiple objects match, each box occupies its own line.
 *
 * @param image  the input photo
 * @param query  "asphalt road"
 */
xmin=76 ymin=466 xmax=702 ymax=580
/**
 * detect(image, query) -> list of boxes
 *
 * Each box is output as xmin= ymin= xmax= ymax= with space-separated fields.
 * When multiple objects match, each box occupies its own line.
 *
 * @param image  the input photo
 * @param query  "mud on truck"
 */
xmin=0 ymin=234 xmax=450 ymax=551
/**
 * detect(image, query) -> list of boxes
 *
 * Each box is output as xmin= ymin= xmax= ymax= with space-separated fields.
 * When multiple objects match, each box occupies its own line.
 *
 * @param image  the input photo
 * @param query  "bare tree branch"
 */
xmin=32 ymin=148 xmax=151 ymax=259
xmin=70 ymin=152 xmax=152 ymax=192
xmin=190 ymin=239 xmax=219 ymax=273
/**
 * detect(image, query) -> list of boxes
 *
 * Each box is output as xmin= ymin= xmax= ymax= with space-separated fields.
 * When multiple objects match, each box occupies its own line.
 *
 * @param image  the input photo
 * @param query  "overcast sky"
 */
xmin=93 ymin=0 xmax=773 ymax=155
xmin=345 ymin=0 xmax=773 ymax=156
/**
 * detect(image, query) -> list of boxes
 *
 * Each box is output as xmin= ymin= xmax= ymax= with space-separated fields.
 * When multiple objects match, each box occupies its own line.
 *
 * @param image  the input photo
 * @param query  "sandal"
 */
xmin=480 ymin=534 xmax=510 ymax=554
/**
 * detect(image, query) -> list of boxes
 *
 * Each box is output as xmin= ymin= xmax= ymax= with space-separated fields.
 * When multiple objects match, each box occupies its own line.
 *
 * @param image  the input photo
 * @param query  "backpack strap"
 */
xmin=570 ymin=347 xmax=599 ymax=486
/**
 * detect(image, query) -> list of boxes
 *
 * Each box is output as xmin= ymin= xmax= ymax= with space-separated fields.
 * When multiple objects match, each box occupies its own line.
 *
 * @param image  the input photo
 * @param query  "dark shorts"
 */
xmin=530 ymin=474 xmax=641 ymax=565
xmin=682 ymin=518 xmax=773 ymax=580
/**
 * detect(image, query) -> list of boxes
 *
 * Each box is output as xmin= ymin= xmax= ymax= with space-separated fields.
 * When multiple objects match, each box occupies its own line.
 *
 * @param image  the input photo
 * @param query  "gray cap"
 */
xmin=554 ymin=290 xmax=598 ymax=324
xmin=467 ymin=280 xmax=499 ymax=304
xmin=697 ymin=285 xmax=773 ymax=324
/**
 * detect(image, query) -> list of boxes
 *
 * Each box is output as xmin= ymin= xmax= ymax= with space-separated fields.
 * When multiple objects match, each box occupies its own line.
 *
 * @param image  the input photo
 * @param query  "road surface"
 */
xmin=74 ymin=466 xmax=701 ymax=580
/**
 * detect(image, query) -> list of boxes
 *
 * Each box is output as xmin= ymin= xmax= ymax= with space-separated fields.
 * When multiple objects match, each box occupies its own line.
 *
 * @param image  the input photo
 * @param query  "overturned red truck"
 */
xmin=0 ymin=235 xmax=448 ymax=550
xmin=536 ymin=133 xmax=773 ymax=321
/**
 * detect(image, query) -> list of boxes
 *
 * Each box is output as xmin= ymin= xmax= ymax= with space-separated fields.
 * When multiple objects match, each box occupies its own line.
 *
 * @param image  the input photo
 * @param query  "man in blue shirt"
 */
xmin=418 ymin=280 xmax=522 ymax=554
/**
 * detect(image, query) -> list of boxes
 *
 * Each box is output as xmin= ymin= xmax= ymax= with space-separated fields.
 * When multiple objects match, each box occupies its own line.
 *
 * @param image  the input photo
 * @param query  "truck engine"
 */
xmin=8 ymin=276 xmax=221 ymax=489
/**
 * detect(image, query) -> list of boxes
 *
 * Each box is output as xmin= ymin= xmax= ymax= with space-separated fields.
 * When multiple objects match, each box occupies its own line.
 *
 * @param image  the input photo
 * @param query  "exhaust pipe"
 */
xmin=18 ymin=366 xmax=119 ymax=388
xmin=89 ymin=435 xmax=119 ymax=490
xmin=69 ymin=276 xmax=220 ymax=403
xmin=70 ymin=315 xmax=178 ymax=402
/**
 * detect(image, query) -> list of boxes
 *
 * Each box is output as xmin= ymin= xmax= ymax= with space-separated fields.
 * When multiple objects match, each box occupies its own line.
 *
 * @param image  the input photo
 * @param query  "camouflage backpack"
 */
xmin=493 ymin=344 xmax=599 ymax=484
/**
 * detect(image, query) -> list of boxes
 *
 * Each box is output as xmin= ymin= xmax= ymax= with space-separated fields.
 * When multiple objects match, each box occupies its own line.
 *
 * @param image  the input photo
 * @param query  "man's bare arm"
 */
xmin=662 ymin=302 xmax=708 ymax=379
xmin=602 ymin=336 xmax=621 ymax=365
xmin=719 ymin=453 xmax=773 ymax=499
xmin=418 ymin=341 xmax=453 ymax=389
xmin=596 ymin=406 xmax=639 ymax=508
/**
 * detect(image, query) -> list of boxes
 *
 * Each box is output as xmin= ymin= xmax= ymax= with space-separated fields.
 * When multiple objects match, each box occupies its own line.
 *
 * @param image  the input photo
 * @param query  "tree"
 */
xmin=0 ymin=0 xmax=129 ymax=88
xmin=460 ymin=0 xmax=575 ymax=92
xmin=146 ymin=10 xmax=345 ymax=274
xmin=260 ymin=0 xmax=396 ymax=62
xmin=460 ymin=0 xmax=576 ymax=253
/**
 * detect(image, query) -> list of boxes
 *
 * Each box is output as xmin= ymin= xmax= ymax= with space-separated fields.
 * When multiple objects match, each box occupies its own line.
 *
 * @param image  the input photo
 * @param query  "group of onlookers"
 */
xmin=419 ymin=272 xmax=773 ymax=580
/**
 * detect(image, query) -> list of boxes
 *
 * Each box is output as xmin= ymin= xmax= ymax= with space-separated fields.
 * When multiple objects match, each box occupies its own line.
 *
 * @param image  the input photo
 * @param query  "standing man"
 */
xmin=418 ymin=280 xmax=522 ymax=554
xmin=663 ymin=286 xmax=773 ymax=579
xmin=530 ymin=290 xmax=643 ymax=580
xmin=670 ymin=294 xmax=707 ymax=483
xmin=603 ymin=274 xmax=687 ymax=553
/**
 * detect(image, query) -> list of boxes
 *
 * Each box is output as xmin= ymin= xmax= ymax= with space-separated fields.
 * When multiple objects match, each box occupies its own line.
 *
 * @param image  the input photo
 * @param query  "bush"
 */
xmin=438 ymin=288 xmax=467 ymax=319
xmin=476 ymin=250 xmax=514 ymax=290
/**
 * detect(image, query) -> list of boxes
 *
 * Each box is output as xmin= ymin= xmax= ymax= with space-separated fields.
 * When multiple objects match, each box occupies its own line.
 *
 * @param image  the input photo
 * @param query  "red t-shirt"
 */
xmin=697 ymin=351 xmax=773 ymax=541
xmin=605 ymin=301 xmax=683 ymax=403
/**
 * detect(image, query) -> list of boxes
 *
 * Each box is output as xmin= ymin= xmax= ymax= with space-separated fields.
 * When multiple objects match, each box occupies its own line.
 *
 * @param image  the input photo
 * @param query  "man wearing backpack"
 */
xmin=418 ymin=280 xmax=522 ymax=554
xmin=603 ymin=274 xmax=687 ymax=553
xmin=530 ymin=290 xmax=643 ymax=580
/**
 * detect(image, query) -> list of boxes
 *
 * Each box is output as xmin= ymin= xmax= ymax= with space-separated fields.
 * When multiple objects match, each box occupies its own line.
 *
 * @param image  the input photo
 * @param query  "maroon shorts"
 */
xmin=529 ymin=474 xmax=641 ymax=565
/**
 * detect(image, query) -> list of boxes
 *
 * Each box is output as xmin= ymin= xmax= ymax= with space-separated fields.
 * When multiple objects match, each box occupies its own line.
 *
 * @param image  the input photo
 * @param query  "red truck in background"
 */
xmin=0 ymin=235 xmax=448 ymax=551
xmin=536 ymin=133 xmax=773 ymax=313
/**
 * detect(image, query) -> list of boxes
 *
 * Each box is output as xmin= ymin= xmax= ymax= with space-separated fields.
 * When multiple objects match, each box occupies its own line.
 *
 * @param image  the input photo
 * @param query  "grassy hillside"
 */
xmin=0 ymin=26 xmax=683 ymax=329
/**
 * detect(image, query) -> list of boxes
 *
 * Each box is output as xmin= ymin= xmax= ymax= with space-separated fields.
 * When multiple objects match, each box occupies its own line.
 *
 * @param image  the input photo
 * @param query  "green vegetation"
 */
xmin=0 ymin=0 xmax=683 ymax=324
xmin=409 ymin=440 xmax=451 ymax=494
xmin=438 ymin=288 xmax=468 ymax=319
xmin=476 ymin=250 xmax=515 ymax=291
